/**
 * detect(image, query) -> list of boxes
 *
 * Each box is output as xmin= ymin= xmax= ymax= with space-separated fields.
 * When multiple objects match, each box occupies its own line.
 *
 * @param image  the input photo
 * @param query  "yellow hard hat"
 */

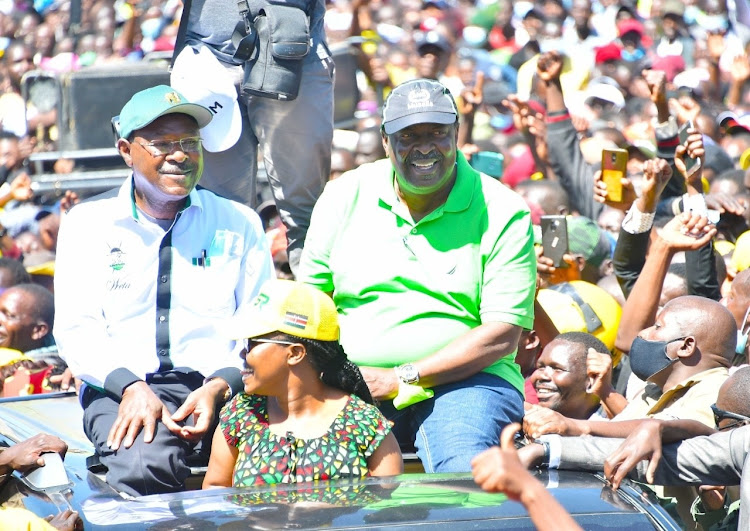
xmin=537 ymin=280 xmax=622 ymax=352
xmin=714 ymin=240 xmax=735 ymax=257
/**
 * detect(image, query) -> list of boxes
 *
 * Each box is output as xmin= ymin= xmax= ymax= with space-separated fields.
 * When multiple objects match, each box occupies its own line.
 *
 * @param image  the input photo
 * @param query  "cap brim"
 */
xmin=383 ymin=112 xmax=457 ymax=135
xmin=155 ymin=103 xmax=213 ymax=130
xmin=223 ymin=311 xmax=278 ymax=341
xmin=196 ymin=95 xmax=242 ymax=152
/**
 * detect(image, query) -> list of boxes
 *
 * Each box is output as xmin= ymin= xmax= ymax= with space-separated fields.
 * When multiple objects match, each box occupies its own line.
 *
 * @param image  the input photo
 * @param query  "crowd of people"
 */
xmin=1 ymin=0 xmax=750 ymax=529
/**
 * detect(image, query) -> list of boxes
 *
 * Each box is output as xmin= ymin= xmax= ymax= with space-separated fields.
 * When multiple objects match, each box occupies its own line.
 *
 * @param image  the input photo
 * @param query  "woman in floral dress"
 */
xmin=203 ymin=280 xmax=403 ymax=488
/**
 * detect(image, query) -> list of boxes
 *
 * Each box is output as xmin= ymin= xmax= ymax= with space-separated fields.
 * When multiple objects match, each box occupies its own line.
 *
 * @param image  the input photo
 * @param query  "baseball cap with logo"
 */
xmin=225 ymin=280 xmax=339 ymax=341
xmin=118 ymin=85 xmax=212 ymax=141
xmin=381 ymin=79 xmax=458 ymax=135
xmin=170 ymin=46 xmax=242 ymax=153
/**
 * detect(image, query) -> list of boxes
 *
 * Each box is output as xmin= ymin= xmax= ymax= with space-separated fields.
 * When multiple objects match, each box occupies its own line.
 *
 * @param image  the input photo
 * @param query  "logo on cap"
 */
xmin=408 ymin=88 xmax=433 ymax=110
xmin=165 ymin=92 xmax=181 ymax=104
xmin=253 ymin=293 xmax=270 ymax=309
xmin=284 ymin=312 xmax=309 ymax=330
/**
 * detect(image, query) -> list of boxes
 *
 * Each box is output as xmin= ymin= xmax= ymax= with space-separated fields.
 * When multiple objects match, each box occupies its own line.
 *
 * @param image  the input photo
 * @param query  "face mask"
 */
xmin=736 ymin=306 xmax=750 ymax=355
xmin=621 ymin=47 xmax=645 ymax=62
xmin=629 ymin=336 xmax=685 ymax=381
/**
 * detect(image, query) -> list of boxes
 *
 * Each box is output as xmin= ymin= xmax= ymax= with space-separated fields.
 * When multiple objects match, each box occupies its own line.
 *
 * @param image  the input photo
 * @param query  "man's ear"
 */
xmin=676 ymin=336 xmax=696 ymax=359
xmin=117 ymin=138 xmax=133 ymax=168
xmin=287 ymin=343 xmax=307 ymax=366
xmin=585 ymin=374 xmax=596 ymax=394
xmin=573 ymin=255 xmax=587 ymax=272
xmin=525 ymin=329 xmax=541 ymax=351
xmin=381 ymin=130 xmax=390 ymax=152
xmin=31 ymin=321 xmax=49 ymax=341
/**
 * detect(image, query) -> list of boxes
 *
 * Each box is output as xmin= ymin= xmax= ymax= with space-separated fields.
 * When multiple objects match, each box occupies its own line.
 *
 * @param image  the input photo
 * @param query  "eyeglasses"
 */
xmin=244 ymin=338 xmax=298 ymax=352
xmin=133 ymin=137 xmax=202 ymax=156
xmin=711 ymin=404 xmax=750 ymax=431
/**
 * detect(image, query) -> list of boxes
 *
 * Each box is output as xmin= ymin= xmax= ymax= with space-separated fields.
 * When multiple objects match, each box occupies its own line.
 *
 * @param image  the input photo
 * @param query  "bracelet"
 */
xmin=536 ymin=440 xmax=550 ymax=467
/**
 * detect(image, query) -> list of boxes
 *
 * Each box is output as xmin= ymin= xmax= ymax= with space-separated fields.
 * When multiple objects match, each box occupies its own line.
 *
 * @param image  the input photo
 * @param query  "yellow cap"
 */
xmin=733 ymin=231 xmax=750 ymax=273
xmin=0 ymin=347 xmax=30 ymax=367
xmin=537 ymin=280 xmax=622 ymax=351
xmin=225 ymin=280 xmax=339 ymax=341
xmin=740 ymin=147 xmax=750 ymax=170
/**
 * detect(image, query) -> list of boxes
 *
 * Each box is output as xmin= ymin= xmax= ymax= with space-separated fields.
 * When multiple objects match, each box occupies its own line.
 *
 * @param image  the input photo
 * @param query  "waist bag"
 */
xmin=237 ymin=1 xmax=311 ymax=101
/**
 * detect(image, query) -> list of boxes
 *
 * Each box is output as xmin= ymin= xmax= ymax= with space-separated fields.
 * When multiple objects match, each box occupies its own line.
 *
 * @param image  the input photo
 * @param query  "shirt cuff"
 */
xmin=539 ymin=434 xmax=562 ymax=469
xmin=103 ymin=368 xmax=143 ymax=400
xmin=622 ymin=204 xmax=656 ymax=234
xmin=683 ymin=193 xmax=708 ymax=215
xmin=206 ymin=367 xmax=243 ymax=398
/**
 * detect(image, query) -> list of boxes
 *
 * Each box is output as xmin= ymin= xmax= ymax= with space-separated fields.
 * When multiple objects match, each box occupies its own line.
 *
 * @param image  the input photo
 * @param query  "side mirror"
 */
xmin=17 ymin=452 xmax=73 ymax=493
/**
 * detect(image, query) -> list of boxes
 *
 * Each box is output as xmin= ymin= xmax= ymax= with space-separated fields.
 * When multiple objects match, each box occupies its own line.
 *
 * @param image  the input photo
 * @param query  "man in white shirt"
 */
xmin=53 ymin=85 xmax=273 ymax=496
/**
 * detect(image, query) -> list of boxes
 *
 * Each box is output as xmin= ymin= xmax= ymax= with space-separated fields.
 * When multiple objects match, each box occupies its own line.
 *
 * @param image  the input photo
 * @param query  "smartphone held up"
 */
xmin=601 ymin=148 xmax=628 ymax=203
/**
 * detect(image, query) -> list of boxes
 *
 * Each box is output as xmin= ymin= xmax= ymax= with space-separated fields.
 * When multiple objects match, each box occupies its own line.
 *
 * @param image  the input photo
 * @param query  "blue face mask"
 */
xmin=621 ymin=48 xmax=645 ymax=62
xmin=736 ymin=306 xmax=750 ymax=355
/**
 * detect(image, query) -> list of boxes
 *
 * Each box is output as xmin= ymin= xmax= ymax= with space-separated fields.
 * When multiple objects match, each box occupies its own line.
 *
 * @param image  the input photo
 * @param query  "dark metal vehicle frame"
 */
xmin=0 ymin=392 xmax=682 ymax=530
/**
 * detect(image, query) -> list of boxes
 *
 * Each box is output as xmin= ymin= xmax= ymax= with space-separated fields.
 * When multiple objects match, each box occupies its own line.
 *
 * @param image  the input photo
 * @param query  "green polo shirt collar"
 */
xmin=378 ymin=151 xmax=477 ymax=223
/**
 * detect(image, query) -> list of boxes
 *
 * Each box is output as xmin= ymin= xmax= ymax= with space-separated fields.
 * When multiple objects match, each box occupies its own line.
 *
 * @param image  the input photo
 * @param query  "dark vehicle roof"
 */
xmin=0 ymin=393 xmax=680 ymax=530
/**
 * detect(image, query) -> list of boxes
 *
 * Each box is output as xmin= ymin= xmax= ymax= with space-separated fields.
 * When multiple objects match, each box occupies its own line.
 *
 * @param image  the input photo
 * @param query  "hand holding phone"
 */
xmin=601 ymin=148 xmax=628 ymax=203
xmin=541 ymin=215 xmax=569 ymax=268
xmin=678 ymin=120 xmax=702 ymax=178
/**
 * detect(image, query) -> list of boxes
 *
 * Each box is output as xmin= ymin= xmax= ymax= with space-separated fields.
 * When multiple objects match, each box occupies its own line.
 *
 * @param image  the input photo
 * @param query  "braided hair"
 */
xmin=278 ymin=333 xmax=374 ymax=405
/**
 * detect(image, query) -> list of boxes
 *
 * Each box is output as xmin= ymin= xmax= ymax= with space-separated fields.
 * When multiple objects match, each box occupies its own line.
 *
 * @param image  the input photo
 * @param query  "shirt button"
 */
xmin=158 ymin=349 xmax=166 ymax=356
xmin=160 ymin=275 xmax=168 ymax=283
xmin=159 ymin=315 xmax=166 ymax=322
xmin=411 ymin=228 xmax=417 ymax=234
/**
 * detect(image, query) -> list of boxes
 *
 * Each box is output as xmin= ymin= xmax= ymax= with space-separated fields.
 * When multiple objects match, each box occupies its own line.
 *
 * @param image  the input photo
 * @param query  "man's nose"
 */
xmin=167 ymin=148 xmax=189 ymax=162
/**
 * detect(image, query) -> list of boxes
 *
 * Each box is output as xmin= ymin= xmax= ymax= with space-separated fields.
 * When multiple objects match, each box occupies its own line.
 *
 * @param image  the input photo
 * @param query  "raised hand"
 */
xmin=658 ymin=212 xmax=717 ymax=251
xmin=636 ymin=158 xmax=672 ymax=213
xmin=593 ymin=170 xmax=637 ymax=211
xmin=537 ymin=51 xmax=564 ymax=83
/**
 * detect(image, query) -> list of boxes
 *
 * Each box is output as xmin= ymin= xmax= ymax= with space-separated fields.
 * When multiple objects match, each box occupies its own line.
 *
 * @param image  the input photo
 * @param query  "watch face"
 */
xmin=398 ymin=364 xmax=419 ymax=384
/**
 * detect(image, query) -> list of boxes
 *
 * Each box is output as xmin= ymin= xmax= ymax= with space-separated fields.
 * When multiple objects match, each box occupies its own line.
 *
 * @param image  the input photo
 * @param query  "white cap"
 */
xmin=171 ymin=46 xmax=242 ymax=153
xmin=583 ymin=83 xmax=625 ymax=110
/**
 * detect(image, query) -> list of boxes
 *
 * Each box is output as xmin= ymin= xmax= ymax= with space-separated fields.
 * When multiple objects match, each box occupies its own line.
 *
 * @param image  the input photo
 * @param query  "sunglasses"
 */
xmin=711 ymin=404 xmax=750 ymax=431
xmin=243 ymin=338 xmax=298 ymax=352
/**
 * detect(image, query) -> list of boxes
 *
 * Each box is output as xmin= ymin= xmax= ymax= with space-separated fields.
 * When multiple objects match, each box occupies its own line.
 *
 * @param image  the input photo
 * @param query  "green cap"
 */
xmin=118 ymin=85 xmax=213 ymax=140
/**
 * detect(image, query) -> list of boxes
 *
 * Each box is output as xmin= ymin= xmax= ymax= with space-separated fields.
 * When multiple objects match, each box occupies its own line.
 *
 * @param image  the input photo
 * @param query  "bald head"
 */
xmin=718 ymin=366 xmax=750 ymax=419
xmin=664 ymin=295 xmax=736 ymax=363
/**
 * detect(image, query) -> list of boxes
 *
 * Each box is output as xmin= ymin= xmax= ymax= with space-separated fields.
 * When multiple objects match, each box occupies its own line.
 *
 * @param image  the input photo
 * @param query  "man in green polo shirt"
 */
xmin=298 ymin=78 xmax=536 ymax=472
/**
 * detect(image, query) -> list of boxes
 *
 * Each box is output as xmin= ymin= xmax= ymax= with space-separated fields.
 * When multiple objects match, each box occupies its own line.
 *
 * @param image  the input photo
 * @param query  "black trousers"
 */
xmin=82 ymin=371 xmax=217 ymax=497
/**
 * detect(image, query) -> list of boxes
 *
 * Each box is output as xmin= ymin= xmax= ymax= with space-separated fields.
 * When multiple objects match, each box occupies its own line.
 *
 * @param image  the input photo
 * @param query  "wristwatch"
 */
xmin=394 ymin=363 xmax=420 ymax=385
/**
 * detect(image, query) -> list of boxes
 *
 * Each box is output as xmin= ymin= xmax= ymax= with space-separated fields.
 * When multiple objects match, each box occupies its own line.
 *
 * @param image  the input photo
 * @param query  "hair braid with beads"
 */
xmin=279 ymin=333 xmax=374 ymax=404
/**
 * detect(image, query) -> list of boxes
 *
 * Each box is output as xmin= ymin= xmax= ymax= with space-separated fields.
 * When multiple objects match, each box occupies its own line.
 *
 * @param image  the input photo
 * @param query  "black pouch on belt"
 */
xmin=241 ymin=3 xmax=310 ymax=101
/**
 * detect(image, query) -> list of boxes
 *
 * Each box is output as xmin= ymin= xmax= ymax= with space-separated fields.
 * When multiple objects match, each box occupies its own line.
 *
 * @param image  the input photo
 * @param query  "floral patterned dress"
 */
xmin=220 ymin=393 xmax=392 ymax=487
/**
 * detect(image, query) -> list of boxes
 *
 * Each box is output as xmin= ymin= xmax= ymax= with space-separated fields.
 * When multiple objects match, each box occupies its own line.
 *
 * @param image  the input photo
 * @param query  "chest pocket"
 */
xmin=177 ymin=254 xmax=242 ymax=314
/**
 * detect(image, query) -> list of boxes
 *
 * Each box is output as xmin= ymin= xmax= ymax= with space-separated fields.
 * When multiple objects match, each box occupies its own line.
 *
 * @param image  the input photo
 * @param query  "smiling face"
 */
xmin=530 ymin=339 xmax=597 ymax=419
xmin=383 ymin=122 xmax=458 ymax=197
xmin=118 ymin=114 xmax=203 ymax=218
xmin=239 ymin=337 xmax=292 ymax=395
